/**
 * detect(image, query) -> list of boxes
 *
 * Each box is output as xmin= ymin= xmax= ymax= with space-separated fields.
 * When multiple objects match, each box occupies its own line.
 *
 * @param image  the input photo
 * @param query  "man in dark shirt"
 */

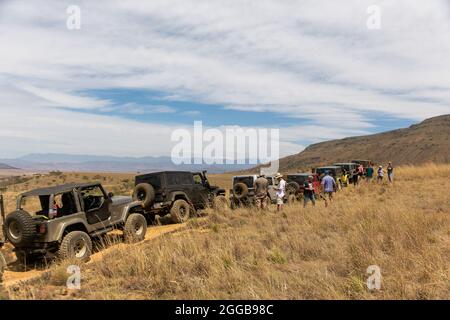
xmin=303 ymin=176 xmax=316 ymax=208
xmin=366 ymin=163 xmax=374 ymax=182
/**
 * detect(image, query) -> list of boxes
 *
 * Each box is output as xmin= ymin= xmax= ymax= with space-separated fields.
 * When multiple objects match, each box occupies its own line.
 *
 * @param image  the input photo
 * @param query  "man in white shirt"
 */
xmin=274 ymin=173 xmax=286 ymax=212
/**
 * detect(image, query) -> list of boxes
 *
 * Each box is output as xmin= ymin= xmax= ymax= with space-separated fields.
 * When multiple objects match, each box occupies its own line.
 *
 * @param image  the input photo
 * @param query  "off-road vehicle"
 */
xmin=313 ymin=166 xmax=343 ymax=190
xmin=286 ymin=173 xmax=321 ymax=200
xmin=229 ymin=175 xmax=294 ymax=208
xmin=133 ymin=171 xmax=226 ymax=223
xmin=3 ymin=183 xmax=147 ymax=263
xmin=0 ymin=195 xmax=6 ymax=281
xmin=351 ymin=159 xmax=372 ymax=170
xmin=333 ymin=162 xmax=358 ymax=184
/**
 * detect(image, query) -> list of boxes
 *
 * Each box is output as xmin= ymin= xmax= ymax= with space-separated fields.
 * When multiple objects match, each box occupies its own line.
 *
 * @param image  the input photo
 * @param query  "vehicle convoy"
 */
xmin=286 ymin=173 xmax=321 ymax=199
xmin=0 ymin=195 xmax=6 ymax=281
xmin=229 ymin=175 xmax=294 ymax=208
xmin=133 ymin=171 xmax=227 ymax=222
xmin=3 ymin=183 xmax=147 ymax=263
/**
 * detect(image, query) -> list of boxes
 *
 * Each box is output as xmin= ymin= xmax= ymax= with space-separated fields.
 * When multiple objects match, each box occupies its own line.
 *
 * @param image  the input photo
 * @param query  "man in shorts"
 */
xmin=274 ymin=173 xmax=286 ymax=212
xmin=387 ymin=162 xmax=394 ymax=183
xmin=254 ymin=174 xmax=269 ymax=210
xmin=321 ymin=171 xmax=337 ymax=202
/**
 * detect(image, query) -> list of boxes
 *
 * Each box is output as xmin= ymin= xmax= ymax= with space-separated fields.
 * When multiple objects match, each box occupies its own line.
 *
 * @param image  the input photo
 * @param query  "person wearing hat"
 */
xmin=387 ymin=161 xmax=394 ymax=183
xmin=303 ymin=175 xmax=316 ymax=208
xmin=274 ymin=173 xmax=286 ymax=211
xmin=377 ymin=165 xmax=384 ymax=182
xmin=254 ymin=174 xmax=269 ymax=210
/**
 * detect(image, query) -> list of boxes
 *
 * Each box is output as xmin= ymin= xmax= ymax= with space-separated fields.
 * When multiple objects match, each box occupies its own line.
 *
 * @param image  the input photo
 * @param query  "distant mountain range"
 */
xmin=268 ymin=114 xmax=450 ymax=172
xmin=0 ymin=154 xmax=255 ymax=173
xmin=2 ymin=114 xmax=449 ymax=174
xmin=0 ymin=163 xmax=17 ymax=170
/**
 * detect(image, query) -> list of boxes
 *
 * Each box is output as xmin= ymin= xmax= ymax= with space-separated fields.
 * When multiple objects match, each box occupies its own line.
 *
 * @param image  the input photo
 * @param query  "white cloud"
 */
xmin=0 ymin=0 xmax=449 ymax=157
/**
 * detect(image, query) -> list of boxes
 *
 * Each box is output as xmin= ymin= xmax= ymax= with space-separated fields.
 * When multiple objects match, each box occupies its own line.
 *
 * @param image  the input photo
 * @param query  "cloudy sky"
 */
xmin=0 ymin=0 xmax=449 ymax=159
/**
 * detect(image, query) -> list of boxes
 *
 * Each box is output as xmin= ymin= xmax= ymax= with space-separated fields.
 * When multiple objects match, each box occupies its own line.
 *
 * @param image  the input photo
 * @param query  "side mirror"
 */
xmin=108 ymin=192 xmax=114 ymax=198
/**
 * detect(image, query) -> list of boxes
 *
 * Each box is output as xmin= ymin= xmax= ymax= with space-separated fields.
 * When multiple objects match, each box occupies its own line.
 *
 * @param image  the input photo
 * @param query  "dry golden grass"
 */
xmin=2 ymin=164 xmax=450 ymax=299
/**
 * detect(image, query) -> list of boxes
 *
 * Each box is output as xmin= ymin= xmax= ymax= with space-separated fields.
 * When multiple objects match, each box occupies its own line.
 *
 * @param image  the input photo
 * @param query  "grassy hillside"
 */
xmin=2 ymin=164 xmax=449 ymax=300
xmin=270 ymin=114 xmax=450 ymax=172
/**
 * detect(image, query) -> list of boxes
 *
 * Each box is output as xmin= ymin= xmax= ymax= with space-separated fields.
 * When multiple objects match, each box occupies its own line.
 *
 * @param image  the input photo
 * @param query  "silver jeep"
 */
xmin=3 ymin=183 xmax=146 ymax=263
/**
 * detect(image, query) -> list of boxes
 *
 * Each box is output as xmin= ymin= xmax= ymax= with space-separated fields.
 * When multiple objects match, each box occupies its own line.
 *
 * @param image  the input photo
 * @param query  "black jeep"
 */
xmin=133 ymin=171 xmax=226 ymax=223
xmin=333 ymin=162 xmax=358 ymax=184
xmin=314 ymin=166 xmax=343 ymax=189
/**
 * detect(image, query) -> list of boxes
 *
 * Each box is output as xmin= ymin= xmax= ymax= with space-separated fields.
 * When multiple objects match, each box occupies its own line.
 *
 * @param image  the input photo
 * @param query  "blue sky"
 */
xmin=0 ymin=0 xmax=449 ymax=159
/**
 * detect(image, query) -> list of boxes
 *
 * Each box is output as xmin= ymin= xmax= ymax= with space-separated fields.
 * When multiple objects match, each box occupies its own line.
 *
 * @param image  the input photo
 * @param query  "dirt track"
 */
xmin=2 ymin=222 xmax=188 ymax=288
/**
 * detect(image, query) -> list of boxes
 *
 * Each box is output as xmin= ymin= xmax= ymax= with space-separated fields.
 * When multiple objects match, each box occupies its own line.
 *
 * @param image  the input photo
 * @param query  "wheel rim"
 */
xmin=8 ymin=221 xmax=21 ymax=240
xmin=137 ymin=191 xmax=146 ymax=201
xmin=73 ymin=239 xmax=87 ymax=258
xmin=180 ymin=206 xmax=189 ymax=219
xmin=134 ymin=222 xmax=144 ymax=236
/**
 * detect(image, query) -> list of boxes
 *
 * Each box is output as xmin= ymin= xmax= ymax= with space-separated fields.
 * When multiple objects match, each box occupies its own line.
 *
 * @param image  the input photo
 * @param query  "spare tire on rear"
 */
xmin=233 ymin=182 xmax=249 ymax=200
xmin=133 ymin=183 xmax=155 ymax=208
xmin=4 ymin=210 xmax=36 ymax=248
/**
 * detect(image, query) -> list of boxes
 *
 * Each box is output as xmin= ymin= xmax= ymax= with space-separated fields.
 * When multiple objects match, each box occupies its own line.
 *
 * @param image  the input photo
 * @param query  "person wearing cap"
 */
xmin=254 ymin=174 xmax=269 ymax=210
xmin=377 ymin=165 xmax=384 ymax=182
xmin=387 ymin=161 xmax=394 ymax=183
xmin=321 ymin=170 xmax=337 ymax=202
xmin=303 ymin=175 xmax=316 ymax=207
xmin=274 ymin=173 xmax=286 ymax=211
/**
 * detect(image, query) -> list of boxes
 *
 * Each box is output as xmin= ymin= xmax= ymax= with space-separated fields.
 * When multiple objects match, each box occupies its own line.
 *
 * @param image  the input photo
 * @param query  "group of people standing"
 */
xmin=341 ymin=161 xmax=394 ymax=186
xmin=253 ymin=161 xmax=395 ymax=211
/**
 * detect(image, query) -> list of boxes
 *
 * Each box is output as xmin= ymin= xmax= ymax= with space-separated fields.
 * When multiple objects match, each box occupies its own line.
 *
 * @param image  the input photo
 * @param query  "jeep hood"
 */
xmin=111 ymin=196 xmax=133 ymax=206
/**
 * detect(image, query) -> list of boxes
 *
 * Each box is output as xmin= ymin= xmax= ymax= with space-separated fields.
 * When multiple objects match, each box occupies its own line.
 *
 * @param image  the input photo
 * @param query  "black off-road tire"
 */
xmin=133 ymin=183 xmax=155 ymax=208
xmin=213 ymin=195 xmax=228 ymax=212
xmin=287 ymin=182 xmax=300 ymax=194
xmin=170 ymin=199 xmax=191 ymax=223
xmin=58 ymin=231 xmax=92 ymax=262
xmin=124 ymin=213 xmax=148 ymax=243
xmin=233 ymin=183 xmax=249 ymax=200
xmin=4 ymin=210 xmax=36 ymax=248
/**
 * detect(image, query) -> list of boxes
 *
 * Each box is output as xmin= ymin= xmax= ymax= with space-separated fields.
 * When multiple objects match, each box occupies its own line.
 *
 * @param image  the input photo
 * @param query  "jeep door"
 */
xmin=191 ymin=173 xmax=210 ymax=208
xmin=79 ymin=185 xmax=112 ymax=225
